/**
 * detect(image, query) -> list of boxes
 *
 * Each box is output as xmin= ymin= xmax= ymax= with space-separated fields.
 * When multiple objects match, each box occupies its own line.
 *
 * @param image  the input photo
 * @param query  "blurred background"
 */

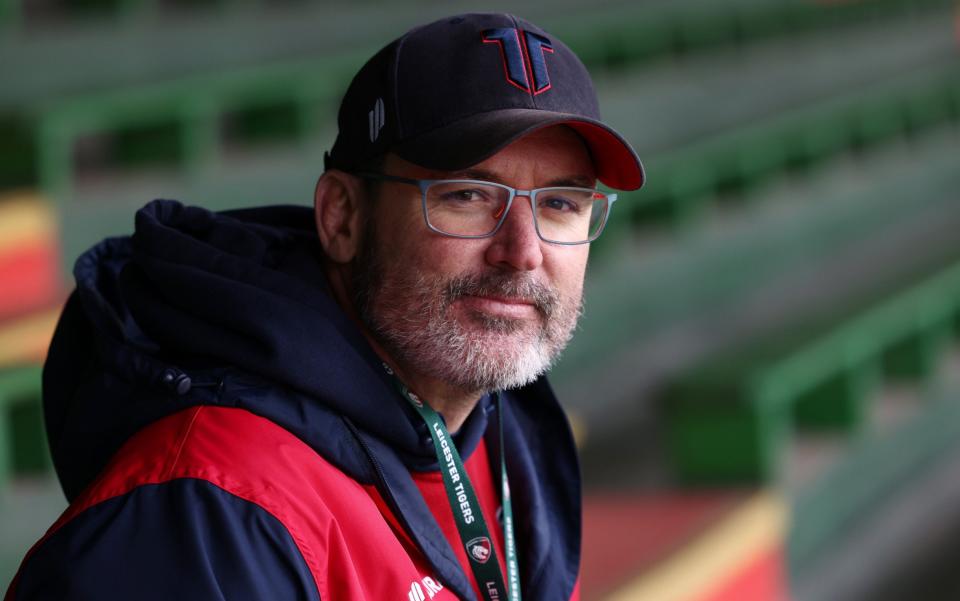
xmin=1 ymin=0 xmax=959 ymax=599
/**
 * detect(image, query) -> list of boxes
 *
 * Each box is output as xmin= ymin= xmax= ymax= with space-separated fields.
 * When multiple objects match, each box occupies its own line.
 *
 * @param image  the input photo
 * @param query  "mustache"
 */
xmin=444 ymin=273 xmax=559 ymax=319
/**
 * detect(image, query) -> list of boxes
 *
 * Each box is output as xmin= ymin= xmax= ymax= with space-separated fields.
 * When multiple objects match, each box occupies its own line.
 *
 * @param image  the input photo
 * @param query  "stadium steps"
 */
xmin=787 ymin=354 xmax=960 ymax=594
xmin=0 ymin=367 xmax=52 ymax=593
xmin=582 ymin=395 xmax=960 ymax=601
xmin=22 ymin=4 xmax=956 ymax=195
xmin=554 ymin=127 xmax=960 ymax=417
xmin=664 ymin=258 xmax=960 ymax=482
xmin=12 ymin=5 xmax=953 ymax=267
xmin=595 ymin=7 xmax=956 ymax=162
xmin=1 ymin=0 xmax=952 ymax=206
xmin=0 ymin=474 xmax=65 ymax=592
xmin=598 ymin=57 xmax=960 ymax=239
xmin=2 ymin=0 xmax=941 ymax=108
xmin=0 ymin=0 xmax=636 ymax=105
xmin=0 ymin=366 xmax=47 ymax=490
xmin=0 ymin=193 xmax=62 ymax=497
xmin=790 ymin=364 xmax=960 ymax=601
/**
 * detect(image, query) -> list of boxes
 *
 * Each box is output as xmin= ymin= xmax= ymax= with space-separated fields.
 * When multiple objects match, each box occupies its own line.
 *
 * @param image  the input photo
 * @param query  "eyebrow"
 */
xmin=448 ymin=168 xmax=597 ymax=189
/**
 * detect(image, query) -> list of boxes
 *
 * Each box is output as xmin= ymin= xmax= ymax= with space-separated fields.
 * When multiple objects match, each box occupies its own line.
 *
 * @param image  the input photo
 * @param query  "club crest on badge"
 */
xmin=466 ymin=537 xmax=492 ymax=563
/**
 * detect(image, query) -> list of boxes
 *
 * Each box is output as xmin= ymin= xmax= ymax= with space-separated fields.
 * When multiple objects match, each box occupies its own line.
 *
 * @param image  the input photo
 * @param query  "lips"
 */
xmin=475 ymin=294 xmax=536 ymax=306
xmin=460 ymin=294 xmax=539 ymax=320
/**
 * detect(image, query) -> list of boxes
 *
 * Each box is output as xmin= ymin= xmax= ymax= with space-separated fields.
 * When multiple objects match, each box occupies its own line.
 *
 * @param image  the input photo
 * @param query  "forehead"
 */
xmin=385 ymin=125 xmax=597 ymax=185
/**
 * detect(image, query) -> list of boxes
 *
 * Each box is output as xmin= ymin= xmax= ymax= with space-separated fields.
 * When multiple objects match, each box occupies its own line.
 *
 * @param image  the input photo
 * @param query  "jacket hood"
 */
xmin=43 ymin=199 xmax=581 ymax=600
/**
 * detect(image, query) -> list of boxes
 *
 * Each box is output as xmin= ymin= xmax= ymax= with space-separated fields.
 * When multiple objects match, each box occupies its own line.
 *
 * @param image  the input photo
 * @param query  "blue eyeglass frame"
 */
xmin=352 ymin=172 xmax=618 ymax=245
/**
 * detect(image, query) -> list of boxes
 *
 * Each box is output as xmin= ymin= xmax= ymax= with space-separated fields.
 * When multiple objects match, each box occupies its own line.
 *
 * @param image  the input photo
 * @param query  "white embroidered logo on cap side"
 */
xmin=369 ymin=97 xmax=385 ymax=142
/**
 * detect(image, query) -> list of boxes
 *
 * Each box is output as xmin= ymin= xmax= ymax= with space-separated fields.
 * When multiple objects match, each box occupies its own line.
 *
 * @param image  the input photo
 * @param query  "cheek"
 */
xmin=408 ymin=231 xmax=492 ymax=275
xmin=548 ymin=248 xmax=589 ymax=298
xmin=376 ymin=227 xmax=476 ymax=281
xmin=370 ymin=202 xmax=431 ymax=263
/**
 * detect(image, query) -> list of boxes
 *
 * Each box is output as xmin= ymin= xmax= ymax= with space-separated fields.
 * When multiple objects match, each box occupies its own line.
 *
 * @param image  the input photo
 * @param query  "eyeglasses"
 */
xmin=353 ymin=173 xmax=617 ymax=245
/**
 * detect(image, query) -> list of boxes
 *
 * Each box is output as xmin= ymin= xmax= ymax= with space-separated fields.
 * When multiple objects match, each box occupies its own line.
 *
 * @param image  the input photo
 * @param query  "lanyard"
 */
xmin=389 ymin=370 xmax=521 ymax=601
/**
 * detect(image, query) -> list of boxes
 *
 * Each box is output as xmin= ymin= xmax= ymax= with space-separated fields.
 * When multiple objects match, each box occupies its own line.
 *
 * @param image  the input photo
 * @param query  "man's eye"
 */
xmin=440 ymin=188 xmax=488 ymax=203
xmin=539 ymin=195 xmax=582 ymax=213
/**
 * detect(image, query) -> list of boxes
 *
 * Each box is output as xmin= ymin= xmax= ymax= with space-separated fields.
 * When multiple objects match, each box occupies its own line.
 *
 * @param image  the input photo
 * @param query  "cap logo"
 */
xmin=482 ymin=28 xmax=554 ymax=95
xmin=368 ymin=97 xmax=385 ymax=142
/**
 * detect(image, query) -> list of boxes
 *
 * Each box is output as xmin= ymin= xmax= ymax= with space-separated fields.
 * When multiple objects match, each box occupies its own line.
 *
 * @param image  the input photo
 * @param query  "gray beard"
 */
xmin=350 ymin=224 xmax=582 ymax=394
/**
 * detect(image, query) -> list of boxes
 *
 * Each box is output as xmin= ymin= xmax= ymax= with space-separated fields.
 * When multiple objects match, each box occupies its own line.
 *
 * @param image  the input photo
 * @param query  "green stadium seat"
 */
xmin=664 ymin=260 xmax=960 ymax=483
xmin=788 ymin=381 xmax=960 ymax=576
xmin=902 ymin=85 xmax=954 ymax=134
xmin=604 ymin=63 xmax=960 ymax=232
xmin=0 ymin=365 xmax=46 ymax=491
xmin=849 ymin=96 xmax=907 ymax=150
xmin=792 ymin=360 xmax=880 ymax=431
xmin=33 ymin=53 xmax=361 ymax=196
xmin=881 ymin=310 xmax=955 ymax=380
xmin=672 ymin=12 xmax=737 ymax=54
xmin=780 ymin=113 xmax=851 ymax=170
xmin=625 ymin=157 xmax=715 ymax=228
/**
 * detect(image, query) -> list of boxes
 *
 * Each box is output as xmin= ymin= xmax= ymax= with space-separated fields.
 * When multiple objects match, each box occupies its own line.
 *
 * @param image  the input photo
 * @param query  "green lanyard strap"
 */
xmin=392 ymin=373 xmax=521 ymax=601
xmin=498 ymin=396 xmax=521 ymax=601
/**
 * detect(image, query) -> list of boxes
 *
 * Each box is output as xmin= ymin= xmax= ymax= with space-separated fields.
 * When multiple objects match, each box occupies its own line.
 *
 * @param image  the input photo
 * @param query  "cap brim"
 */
xmin=392 ymin=109 xmax=645 ymax=191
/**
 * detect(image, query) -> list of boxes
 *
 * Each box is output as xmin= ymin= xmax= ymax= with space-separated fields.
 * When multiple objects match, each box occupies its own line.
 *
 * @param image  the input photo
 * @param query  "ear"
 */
xmin=314 ymin=170 xmax=367 ymax=263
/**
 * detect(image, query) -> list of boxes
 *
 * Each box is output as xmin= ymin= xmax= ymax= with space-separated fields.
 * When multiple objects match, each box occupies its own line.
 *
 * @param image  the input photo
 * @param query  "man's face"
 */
xmin=352 ymin=126 xmax=595 ymax=393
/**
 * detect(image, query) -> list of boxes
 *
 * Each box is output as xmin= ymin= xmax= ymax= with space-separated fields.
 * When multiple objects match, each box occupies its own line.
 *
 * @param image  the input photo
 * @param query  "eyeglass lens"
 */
xmin=424 ymin=181 xmax=608 ymax=243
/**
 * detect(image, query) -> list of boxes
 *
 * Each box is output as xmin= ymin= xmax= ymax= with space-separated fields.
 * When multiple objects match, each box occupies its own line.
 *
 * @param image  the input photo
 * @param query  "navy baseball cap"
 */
xmin=325 ymin=13 xmax=645 ymax=191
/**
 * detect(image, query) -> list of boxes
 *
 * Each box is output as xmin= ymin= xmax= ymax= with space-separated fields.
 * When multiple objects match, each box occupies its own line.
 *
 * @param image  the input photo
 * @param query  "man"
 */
xmin=6 ymin=12 xmax=642 ymax=601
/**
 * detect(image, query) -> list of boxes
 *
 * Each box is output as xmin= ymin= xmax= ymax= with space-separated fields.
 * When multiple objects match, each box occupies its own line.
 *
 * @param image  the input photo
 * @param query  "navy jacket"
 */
xmin=6 ymin=200 xmax=582 ymax=600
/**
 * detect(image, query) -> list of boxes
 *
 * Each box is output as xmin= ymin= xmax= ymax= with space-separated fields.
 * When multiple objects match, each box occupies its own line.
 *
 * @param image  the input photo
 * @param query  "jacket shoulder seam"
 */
xmin=164 ymin=406 xmax=205 ymax=480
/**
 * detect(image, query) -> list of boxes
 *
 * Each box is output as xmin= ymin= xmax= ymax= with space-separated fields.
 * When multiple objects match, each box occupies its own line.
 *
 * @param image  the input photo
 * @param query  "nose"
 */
xmin=484 ymin=195 xmax=544 ymax=272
